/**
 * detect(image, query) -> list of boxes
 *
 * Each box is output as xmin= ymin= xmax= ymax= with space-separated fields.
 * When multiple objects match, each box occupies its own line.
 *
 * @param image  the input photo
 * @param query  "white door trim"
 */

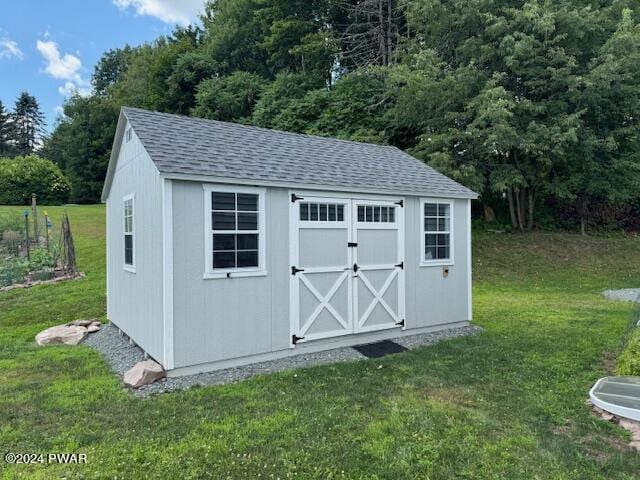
xmin=289 ymin=194 xmax=353 ymax=346
xmin=290 ymin=193 xmax=405 ymax=346
xmin=351 ymin=198 xmax=405 ymax=334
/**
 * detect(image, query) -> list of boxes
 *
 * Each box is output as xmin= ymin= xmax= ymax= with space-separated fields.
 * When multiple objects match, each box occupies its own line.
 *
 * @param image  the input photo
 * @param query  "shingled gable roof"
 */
xmin=102 ymin=107 xmax=477 ymax=201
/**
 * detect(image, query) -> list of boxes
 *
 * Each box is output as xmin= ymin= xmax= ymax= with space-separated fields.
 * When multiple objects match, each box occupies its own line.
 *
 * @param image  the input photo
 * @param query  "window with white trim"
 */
xmin=422 ymin=200 xmax=452 ymax=263
xmin=123 ymin=195 xmax=134 ymax=269
xmin=357 ymin=204 xmax=395 ymax=223
xmin=204 ymin=186 xmax=265 ymax=276
xmin=300 ymin=202 xmax=344 ymax=222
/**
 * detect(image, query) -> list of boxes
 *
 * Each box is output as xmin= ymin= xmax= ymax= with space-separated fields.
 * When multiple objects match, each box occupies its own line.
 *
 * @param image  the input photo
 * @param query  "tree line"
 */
xmin=44 ymin=0 xmax=640 ymax=232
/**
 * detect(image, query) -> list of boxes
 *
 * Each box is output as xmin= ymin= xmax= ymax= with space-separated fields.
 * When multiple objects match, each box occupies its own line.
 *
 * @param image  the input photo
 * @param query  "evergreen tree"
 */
xmin=12 ymin=92 xmax=46 ymax=155
xmin=0 ymin=99 xmax=13 ymax=156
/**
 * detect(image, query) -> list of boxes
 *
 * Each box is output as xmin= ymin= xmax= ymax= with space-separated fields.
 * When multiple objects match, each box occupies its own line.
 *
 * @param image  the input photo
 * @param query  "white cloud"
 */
xmin=36 ymin=40 xmax=91 ymax=97
xmin=0 ymin=38 xmax=23 ymax=60
xmin=113 ymin=0 xmax=205 ymax=26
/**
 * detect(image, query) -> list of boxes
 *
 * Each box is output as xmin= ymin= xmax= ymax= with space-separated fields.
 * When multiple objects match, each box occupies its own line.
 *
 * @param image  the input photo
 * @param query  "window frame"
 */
xmin=420 ymin=197 xmax=454 ymax=267
xmin=123 ymin=193 xmax=136 ymax=273
xmin=203 ymin=184 xmax=267 ymax=279
xmin=354 ymin=201 xmax=398 ymax=229
xmin=298 ymin=201 xmax=348 ymax=226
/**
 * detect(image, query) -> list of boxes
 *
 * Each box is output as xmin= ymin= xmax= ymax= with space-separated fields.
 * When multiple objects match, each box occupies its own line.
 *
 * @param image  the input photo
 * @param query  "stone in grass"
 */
xmin=87 ymin=325 xmax=101 ymax=333
xmin=90 ymin=320 xmax=101 ymax=327
xmin=35 ymin=325 xmax=87 ymax=346
xmin=124 ymin=360 xmax=166 ymax=389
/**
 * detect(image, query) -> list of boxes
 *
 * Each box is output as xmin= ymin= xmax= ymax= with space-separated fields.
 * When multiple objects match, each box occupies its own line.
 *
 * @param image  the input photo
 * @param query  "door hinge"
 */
xmin=396 ymin=319 xmax=405 ymax=327
xmin=292 ymin=334 xmax=305 ymax=344
xmin=395 ymin=261 xmax=404 ymax=269
xmin=394 ymin=199 xmax=404 ymax=207
xmin=347 ymin=242 xmax=358 ymax=247
xmin=291 ymin=266 xmax=305 ymax=275
xmin=353 ymin=263 xmax=359 ymax=273
xmin=291 ymin=193 xmax=304 ymax=203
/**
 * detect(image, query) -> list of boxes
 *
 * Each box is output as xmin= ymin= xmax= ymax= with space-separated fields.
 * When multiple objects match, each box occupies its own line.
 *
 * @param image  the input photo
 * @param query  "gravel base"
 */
xmin=84 ymin=323 xmax=482 ymax=397
xmin=602 ymin=288 xmax=640 ymax=302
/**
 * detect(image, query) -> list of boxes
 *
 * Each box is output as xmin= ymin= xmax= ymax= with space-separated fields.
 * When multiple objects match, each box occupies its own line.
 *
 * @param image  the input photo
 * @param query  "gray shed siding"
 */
xmin=170 ymin=181 xmax=470 ymax=371
xmin=106 ymin=121 xmax=165 ymax=363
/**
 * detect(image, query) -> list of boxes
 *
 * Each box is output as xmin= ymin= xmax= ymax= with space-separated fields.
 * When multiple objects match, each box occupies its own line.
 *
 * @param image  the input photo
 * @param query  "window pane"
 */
xmin=213 ymin=251 xmax=235 ymax=269
xmin=381 ymin=207 xmax=388 ymax=222
xmin=319 ymin=204 xmax=328 ymax=221
xmin=237 ymin=233 xmax=258 ymax=250
xmin=328 ymin=204 xmax=336 ymax=221
xmin=438 ymin=217 xmax=450 ymax=231
xmin=124 ymin=216 xmax=132 ymax=233
xmin=373 ymin=206 xmax=381 ymax=222
xmin=437 ymin=246 xmax=450 ymax=259
xmin=388 ymin=207 xmax=395 ymax=222
xmin=424 ymin=203 xmax=438 ymax=216
xmin=424 ymin=217 xmax=438 ymax=231
xmin=425 ymin=233 xmax=437 ymax=246
xmin=337 ymin=205 xmax=344 ymax=221
xmin=425 ymin=245 xmax=436 ymax=260
xmin=237 ymin=250 xmax=258 ymax=268
xmin=237 ymin=193 xmax=258 ymax=211
xmin=212 ymin=192 xmax=235 ymax=210
xmin=365 ymin=206 xmax=373 ymax=222
xmin=357 ymin=205 xmax=365 ymax=222
xmin=438 ymin=204 xmax=450 ymax=216
xmin=212 ymin=212 xmax=235 ymax=230
xmin=213 ymin=234 xmax=235 ymax=251
xmin=437 ymin=233 xmax=450 ymax=247
xmin=310 ymin=203 xmax=318 ymax=221
xmin=238 ymin=212 xmax=258 ymax=230
xmin=300 ymin=203 xmax=309 ymax=221
xmin=124 ymin=235 xmax=133 ymax=265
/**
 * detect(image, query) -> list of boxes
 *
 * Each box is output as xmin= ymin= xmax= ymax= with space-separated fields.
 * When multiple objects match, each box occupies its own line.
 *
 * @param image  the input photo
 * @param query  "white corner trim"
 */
xmin=466 ymin=199 xmax=473 ymax=321
xmin=162 ymin=179 xmax=175 ymax=369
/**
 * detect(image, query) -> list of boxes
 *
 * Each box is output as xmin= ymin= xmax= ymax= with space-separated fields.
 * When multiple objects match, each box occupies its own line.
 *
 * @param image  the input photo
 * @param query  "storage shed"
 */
xmin=102 ymin=107 xmax=478 ymax=376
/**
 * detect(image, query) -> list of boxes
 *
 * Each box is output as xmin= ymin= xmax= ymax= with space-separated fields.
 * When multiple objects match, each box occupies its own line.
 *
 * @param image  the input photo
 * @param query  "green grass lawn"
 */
xmin=1 ymin=205 xmax=640 ymax=479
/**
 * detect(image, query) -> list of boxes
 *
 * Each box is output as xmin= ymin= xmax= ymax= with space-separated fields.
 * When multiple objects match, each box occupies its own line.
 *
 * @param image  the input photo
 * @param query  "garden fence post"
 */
xmin=24 ymin=210 xmax=30 ymax=261
xmin=44 ymin=210 xmax=50 ymax=251
xmin=31 ymin=194 xmax=39 ymax=244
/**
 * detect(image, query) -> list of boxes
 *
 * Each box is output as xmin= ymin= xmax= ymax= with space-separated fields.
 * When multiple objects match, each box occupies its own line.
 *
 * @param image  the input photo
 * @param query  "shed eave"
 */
xmin=158 ymin=172 xmax=479 ymax=199
xmin=100 ymin=111 xmax=127 ymax=203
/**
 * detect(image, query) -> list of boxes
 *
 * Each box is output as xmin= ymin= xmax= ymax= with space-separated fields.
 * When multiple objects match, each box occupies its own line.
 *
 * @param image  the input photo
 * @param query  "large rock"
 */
xmin=123 ymin=360 xmax=166 ymax=388
xmin=35 ymin=325 xmax=88 ymax=346
xmin=69 ymin=319 xmax=93 ymax=327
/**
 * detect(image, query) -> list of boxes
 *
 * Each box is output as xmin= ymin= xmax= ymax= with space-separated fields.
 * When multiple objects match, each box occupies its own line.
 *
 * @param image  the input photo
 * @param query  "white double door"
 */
xmin=290 ymin=194 xmax=405 ymax=345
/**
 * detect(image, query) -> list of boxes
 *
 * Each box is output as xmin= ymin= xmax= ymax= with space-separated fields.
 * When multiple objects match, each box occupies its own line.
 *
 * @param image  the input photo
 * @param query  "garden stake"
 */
xmin=31 ymin=194 xmax=39 ymax=243
xmin=24 ymin=210 xmax=30 ymax=260
xmin=44 ymin=211 xmax=50 ymax=251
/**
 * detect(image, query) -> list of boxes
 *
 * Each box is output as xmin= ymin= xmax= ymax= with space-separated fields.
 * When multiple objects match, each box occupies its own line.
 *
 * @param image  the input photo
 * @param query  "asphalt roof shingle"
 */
xmin=122 ymin=107 xmax=477 ymax=198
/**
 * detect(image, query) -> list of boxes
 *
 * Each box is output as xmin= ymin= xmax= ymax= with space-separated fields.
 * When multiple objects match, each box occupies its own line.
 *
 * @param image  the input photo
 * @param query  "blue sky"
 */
xmin=0 ymin=0 xmax=207 ymax=131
